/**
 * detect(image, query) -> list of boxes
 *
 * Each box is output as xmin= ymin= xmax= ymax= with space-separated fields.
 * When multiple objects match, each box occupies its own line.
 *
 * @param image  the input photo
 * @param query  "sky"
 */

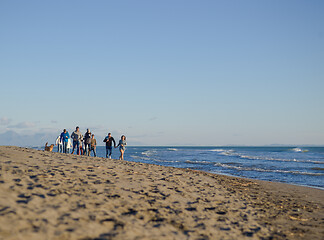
xmin=0 ymin=0 xmax=323 ymax=146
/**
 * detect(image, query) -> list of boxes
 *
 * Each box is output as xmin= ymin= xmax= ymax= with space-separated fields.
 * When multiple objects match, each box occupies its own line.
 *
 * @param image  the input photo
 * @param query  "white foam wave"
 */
xmin=291 ymin=148 xmax=309 ymax=153
xmin=214 ymin=163 xmax=323 ymax=176
xmin=141 ymin=150 xmax=157 ymax=157
xmin=154 ymin=159 xmax=179 ymax=163
xmin=209 ymin=149 xmax=227 ymax=152
xmin=185 ymin=160 xmax=210 ymax=164
xmin=210 ymin=149 xmax=322 ymax=164
xmin=167 ymin=148 xmax=178 ymax=151
xmin=219 ymin=150 xmax=236 ymax=156
xmin=239 ymin=155 xmax=322 ymax=164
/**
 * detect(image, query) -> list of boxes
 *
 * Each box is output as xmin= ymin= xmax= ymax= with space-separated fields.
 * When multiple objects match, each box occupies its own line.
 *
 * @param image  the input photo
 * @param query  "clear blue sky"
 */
xmin=0 ymin=0 xmax=323 ymax=146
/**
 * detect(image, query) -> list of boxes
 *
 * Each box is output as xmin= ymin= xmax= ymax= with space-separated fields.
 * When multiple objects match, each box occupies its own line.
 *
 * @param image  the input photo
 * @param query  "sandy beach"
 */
xmin=0 ymin=146 xmax=323 ymax=240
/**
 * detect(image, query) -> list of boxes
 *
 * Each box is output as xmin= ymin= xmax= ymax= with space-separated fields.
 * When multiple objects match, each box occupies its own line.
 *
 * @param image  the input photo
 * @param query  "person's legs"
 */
xmin=90 ymin=147 xmax=96 ymax=157
xmin=108 ymin=147 xmax=113 ymax=159
xmin=71 ymin=141 xmax=76 ymax=154
xmin=84 ymin=144 xmax=90 ymax=156
xmin=72 ymin=140 xmax=80 ymax=154
xmin=87 ymin=144 xmax=91 ymax=156
xmin=79 ymin=145 xmax=83 ymax=155
xmin=76 ymin=141 xmax=80 ymax=155
xmin=106 ymin=147 xmax=112 ymax=158
xmin=119 ymin=149 xmax=124 ymax=160
xmin=63 ymin=142 xmax=67 ymax=153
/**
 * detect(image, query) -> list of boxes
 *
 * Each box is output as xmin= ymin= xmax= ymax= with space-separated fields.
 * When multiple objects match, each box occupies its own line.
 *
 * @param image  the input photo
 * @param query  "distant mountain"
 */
xmin=0 ymin=131 xmax=21 ymax=145
xmin=0 ymin=131 xmax=58 ymax=147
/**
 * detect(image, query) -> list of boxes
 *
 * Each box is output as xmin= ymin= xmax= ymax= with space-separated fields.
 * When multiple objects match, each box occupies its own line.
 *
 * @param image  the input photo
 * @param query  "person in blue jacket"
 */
xmin=60 ymin=129 xmax=70 ymax=153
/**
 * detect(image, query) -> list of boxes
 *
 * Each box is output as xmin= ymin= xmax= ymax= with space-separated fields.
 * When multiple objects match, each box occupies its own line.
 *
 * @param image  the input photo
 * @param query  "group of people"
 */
xmin=56 ymin=127 xmax=127 ymax=160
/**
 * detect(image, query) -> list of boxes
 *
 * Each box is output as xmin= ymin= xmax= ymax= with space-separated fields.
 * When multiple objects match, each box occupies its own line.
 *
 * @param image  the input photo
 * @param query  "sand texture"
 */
xmin=0 ymin=146 xmax=323 ymax=240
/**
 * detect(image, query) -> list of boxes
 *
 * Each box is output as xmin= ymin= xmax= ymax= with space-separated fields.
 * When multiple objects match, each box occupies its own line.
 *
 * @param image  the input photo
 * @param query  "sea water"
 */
xmin=47 ymin=146 xmax=324 ymax=189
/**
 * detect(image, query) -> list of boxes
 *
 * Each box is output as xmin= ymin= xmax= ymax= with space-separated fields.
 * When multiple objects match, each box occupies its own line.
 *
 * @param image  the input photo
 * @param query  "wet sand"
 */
xmin=0 ymin=146 xmax=323 ymax=239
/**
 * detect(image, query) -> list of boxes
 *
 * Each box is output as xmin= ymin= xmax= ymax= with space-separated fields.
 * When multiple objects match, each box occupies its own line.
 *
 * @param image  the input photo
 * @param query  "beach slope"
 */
xmin=0 ymin=146 xmax=323 ymax=239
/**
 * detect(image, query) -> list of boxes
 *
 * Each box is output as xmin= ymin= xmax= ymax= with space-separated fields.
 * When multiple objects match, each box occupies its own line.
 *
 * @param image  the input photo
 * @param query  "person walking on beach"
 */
xmin=67 ymin=138 xmax=72 ymax=154
xmin=116 ymin=135 xmax=127 ymax=160
xmin=60 ymin=129 xmax=70 ymax=153
xmin=103 ymin=133 xmax=116 ymax=159
xmin=55 ymin=135 xmax=63 ymax=153
xmin=79 ymin=134 xmax=84 ymax=155
xmin=90 ymin=134 xmax=97 ymax=157
xmin=84 ymin=129 xmax=92 ymax=156
xmin=71 ymin=126 xmax=82 ymax=155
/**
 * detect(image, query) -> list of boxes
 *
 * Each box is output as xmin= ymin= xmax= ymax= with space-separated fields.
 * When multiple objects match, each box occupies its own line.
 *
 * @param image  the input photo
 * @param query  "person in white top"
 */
xmin=67 ymin=138 xmax=73 ymax=154
xmin=55 ymin=135 xmax=63 ymax=153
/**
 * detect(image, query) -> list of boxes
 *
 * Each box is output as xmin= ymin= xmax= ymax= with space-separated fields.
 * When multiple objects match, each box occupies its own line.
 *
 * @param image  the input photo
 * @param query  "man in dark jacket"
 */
xmin=71 ymin=126 xmax=82 ymax=155
xmin=84 ymin=129 xmax=92 ymax=156
xmin=103 ymin=133 xmax=116 ymax=159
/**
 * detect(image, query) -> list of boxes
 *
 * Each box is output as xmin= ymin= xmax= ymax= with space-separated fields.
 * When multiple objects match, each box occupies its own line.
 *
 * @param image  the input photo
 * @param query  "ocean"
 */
xmin=45 ymin=146 xmax=324 ymax=189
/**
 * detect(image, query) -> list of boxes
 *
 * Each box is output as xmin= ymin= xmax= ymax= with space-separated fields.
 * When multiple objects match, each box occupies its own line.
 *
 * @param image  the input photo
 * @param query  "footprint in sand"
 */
xmin=204 ymin=207 xmax=216 ymax=211
xmin=29 ymin=175 xmax=39 ymax=182
xmin=16 ymin=193 xmax=32 ymax=204
xmin=122 ymin=208 xmax=138 ymax=216
xmin=194 ymin=223 xmax=206 ymax=230
xmin=220 ymin=226 xmax=231 ymax=231
xmin=106 ymin=194 xmax=120 ymax=199
xmin=216 ymin=210 xmax=227 ymax=215
xmin=0 ymin=206 xmax=16 ymax=216
xmin=32 ymin=193 xmax=46 ymax=199
xmin=99 ymin=218 xmax=125 ymax=231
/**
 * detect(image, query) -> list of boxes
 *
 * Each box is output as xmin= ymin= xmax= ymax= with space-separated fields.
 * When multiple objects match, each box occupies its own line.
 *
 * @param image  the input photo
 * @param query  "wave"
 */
xmin=209 ymin=149 xmax=228 ymax=152
xmin=167 ymin=148 xmax=178 ymax=151
xmin=185 ymin=160 xmax=239 ymax=166
xmin=130 ymin=155 xmax=152 ymax=161
xmin=291 ymin=148 xmax=309 ymax=153
xmin=208 ymin=149 xmax=323 ymax=164
xmin=138 ymin=148 xmax=323 ymax=165
xmin=141 ymin=150 xmax=157 ymax=157
xmin=131 ymin=154 xmax=179 ymax=164
xmin=214 ymin=163 xmax=324 ymax=176
xmin=154 ymin=159 xmax=179 ymax=163
xmin=130 ymin=155 xmax=145 ymax=159
xmin=239 ymin=155 xmax=323 ymax=164
xmin=185 ymin=160 xmax=211 ymax=165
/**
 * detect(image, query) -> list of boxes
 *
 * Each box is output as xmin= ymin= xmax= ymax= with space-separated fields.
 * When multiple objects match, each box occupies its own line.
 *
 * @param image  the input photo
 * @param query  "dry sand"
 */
xmin=0 ymin=146 xmax=323 ymax=240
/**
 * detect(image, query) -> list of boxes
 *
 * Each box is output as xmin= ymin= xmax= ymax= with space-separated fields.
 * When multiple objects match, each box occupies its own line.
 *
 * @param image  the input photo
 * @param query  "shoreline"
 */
xmin=208 ymin=171 xmax=324 ymax=191
xmin=30 ymin=145 xmax=324 ymax=190
xmin=1 ymin=146 xmax=323 ymax=239
xmin=11 ymin=146 xmax=324 ymax=191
